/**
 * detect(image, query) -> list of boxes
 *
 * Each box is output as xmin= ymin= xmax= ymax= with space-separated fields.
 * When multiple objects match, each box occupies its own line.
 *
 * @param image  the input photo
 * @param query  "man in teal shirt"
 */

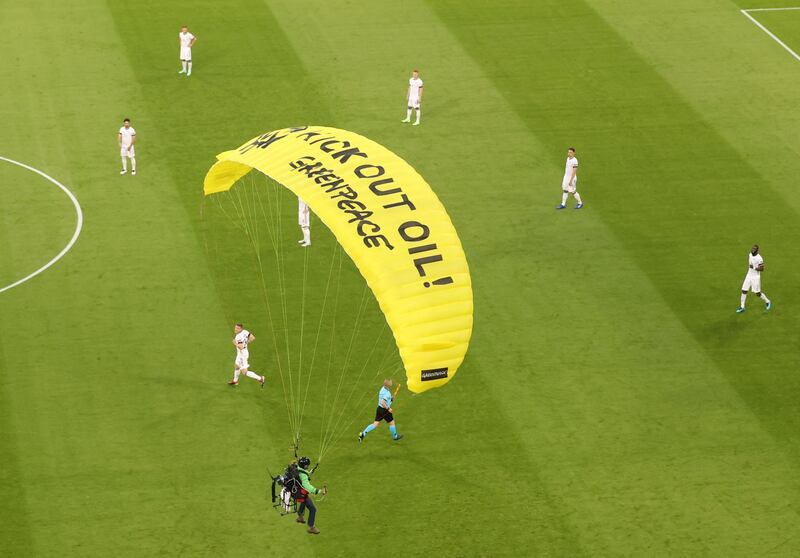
xmin=358 ymin=379 xmax=403 ymax=442
xmin=295 ymin=456 xmax=326 ymax=534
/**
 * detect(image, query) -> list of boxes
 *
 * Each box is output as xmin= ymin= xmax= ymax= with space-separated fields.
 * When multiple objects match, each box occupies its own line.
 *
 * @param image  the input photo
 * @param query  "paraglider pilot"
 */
xmin=296 ymin=456 xmax=327 ymax=534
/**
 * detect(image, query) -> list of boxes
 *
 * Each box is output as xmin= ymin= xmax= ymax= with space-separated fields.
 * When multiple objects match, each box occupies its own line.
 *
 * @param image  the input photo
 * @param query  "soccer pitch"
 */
xmin=2 ymin=0 xmax=800 ymax=556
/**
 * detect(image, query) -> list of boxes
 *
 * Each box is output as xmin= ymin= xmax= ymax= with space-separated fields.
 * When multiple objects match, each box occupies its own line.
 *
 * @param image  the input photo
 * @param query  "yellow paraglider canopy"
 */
xmin=204 ymin=126 xmax=472 ymax=393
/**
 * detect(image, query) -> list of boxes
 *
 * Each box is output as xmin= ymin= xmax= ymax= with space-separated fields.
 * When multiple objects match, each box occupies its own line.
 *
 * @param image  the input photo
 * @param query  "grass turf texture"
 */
xmin=1 ymin=0 xmax=800 ymax=556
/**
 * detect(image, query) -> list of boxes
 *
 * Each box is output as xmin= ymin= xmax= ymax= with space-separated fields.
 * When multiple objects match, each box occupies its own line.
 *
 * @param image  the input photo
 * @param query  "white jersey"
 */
xmin=234 ymin=329 xmax=251 ymax=353
xmin=119 ymin=126 xmax=136 ymax=147
xmin=747 ymin=253 xmax=763 ymax=275
xmin=298 ymin=198 xmax=310 ymax=228
xmin=408 ymin=77 xmax=423 ymax=103
xmin=179 ymin=32 xmax=195 ymax=48
xmin=563 ymin=156 xmax=578 ymax=183
xmin=742 ymin=252 xmax=764 ymax=292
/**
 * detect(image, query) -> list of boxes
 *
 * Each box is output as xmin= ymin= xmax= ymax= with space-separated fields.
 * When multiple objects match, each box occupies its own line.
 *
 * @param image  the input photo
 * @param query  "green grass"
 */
xmin=1 ymin=0 xmax=800 ymax=556
xmin=0 ymin=161 xmax=76 ymax=288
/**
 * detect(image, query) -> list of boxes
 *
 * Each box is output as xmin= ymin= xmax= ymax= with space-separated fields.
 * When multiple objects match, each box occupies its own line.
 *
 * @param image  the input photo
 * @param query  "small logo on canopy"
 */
xmin=421 ymin=367 xmax=448 ymax=381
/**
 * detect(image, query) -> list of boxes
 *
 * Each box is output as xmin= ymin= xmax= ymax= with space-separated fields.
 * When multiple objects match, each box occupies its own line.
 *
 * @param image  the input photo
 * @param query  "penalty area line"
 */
xmin=741 ymin=8 xmax=800 ymax=63
xmin=0 ymin=156 xmax=83 ymax=294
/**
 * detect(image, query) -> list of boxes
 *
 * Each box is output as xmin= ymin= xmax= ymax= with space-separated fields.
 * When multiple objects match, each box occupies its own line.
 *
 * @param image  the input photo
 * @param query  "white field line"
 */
xmin=743 ymin=6 xmax=800 ymax=12
xmin=0 ymin=156 xmax=83 ymax=294
xmin=741 ymin=8 xmax=800 ymax=62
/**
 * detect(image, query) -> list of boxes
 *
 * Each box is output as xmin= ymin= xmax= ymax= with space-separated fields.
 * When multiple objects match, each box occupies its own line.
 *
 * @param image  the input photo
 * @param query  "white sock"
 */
xmin=415 ymin=108 xmax=421 ymax=123
xmin=561 ymin=192 xmax=568 ymax=205
xmin=574 ymin=192 xmax=582 ymax=204
xmin=405 ymin=108 xmax=412 ymax=120
xmin=740 ymin=293 xmax=747 ymax=308
xmin=246 ymin=370 xmax=260 ymax=381
xmin=121 ymin=157 xmax=127 ymax=171
xmin=759 ymin=293 xmax=771 ymax=305
xmin=234 ymin=368 xmax=241 ymax=382
xmin=130 ymin=157 xmax=136 ymax=171
xmin=182 ymin=60 xmax=187 ymax=72
xmin=187 ymin=62 xmax=192 ymax=75
xmin=302 ymin=227 xmax=310 ymax=244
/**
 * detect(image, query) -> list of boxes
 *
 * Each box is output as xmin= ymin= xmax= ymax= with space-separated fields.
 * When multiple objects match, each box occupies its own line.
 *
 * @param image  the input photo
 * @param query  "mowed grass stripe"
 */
xmin=740 ymin=8 xmax=800 ymax=61
xmin=0 ymin=0 xmax=279 ymax=555
xmin=428 ymin=0 xmax=800 ymax=553
xmin=242 ymin=1 xmax=582 ymax=555
xmin=100 ymin=0 xmax=580 ymax=554
xmin=413 ymin=1 xmax=799 ymax=554
xmin=102 ymin=0 xmax=341 ymax=555
xmin=0 ymin=341 xmax=35 ymax=556
xmin=589 ymin=0 xmax=800 ymax=215
xmin=263 ymin=1 xmax=712 ymax=556
xmin=104 ymin=1 xmax=332 ymax=556
xmin=0 ymin=1 xmax=106 ymax=554
xmin=588 ymin=0 xmax=800 ymax=461
xmin=0 ymin=162 xmax=79 ymax=289
xmin=267 ymin=0 xmax=795 ymax=555
xmin=431 ymin=0 xmax=800 ymax=440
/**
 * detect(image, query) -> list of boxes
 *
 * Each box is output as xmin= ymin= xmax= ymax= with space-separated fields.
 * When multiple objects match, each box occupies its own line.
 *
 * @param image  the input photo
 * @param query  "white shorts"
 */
xmin=180 ymin=47 xmax=192 ymax=61
xmin=562 ymin=179 xmax=576 ymax=193
xmin=235 ymin=351 xmax=250 ymax=369
xmin=121 ymin=145 xmax=135 ymax=157
xmin=741 ymin=273 xmax=761 ymax=293
xmin=408 ymin=96 xmax=420 ymax=109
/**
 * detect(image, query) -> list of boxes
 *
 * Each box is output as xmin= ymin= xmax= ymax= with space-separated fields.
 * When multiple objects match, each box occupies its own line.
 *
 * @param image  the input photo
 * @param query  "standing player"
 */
xmin=736 ymin=244 xmax=772 ymax=313
xmin=556 ymin=147 xmax=583 ymax=209
xmin=118 ymin=118 xmax=136 ymax=176
xmin=358 ymin=379 xmax=403 ymax=442
xmin=401 ymin=70 xmax=423 ymax=126
xmin=178 ymin=25 xmax=196 ymax=76
xmin=298 ymin=197 xmax=311 ymax=247
xmin=228 ymin=323 xmax=265 ymax=387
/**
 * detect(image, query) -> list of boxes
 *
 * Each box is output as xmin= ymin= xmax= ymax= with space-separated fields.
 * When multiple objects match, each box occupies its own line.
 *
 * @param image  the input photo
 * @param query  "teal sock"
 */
xmin=363 ymin=424 xmax=376 ymax=436
xmin=389 ymin=425 xmax=398 ymax=439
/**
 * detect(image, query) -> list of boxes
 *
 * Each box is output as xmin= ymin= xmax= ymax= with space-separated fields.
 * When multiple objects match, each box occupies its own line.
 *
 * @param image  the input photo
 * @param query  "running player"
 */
xmin=556 ymin=147 xmax=583 ymax=209
xmin=401 ymin=70 xmax=423 ymax=126
xmin=228 ymin=323 xmax=265 ymax=387
xmin=178 ymin=25 xmax=196 ymax=76
xmin=736 ymin=244 xmax=772 ymax=313
xmin=358 ymin=379 xmax=402 ymax=442
xmin=118 ymin=118 xmax=136 ymax=176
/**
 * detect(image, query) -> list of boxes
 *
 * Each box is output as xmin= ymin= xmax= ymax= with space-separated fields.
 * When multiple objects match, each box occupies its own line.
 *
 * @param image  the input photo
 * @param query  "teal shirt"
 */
xmin=378 ymin=386 xmax=392 ymax=409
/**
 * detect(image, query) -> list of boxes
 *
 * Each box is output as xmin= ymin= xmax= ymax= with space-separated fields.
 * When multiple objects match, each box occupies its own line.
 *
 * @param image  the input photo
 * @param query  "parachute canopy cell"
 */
xmin=204 ymin=126 xmax=473 ymax=393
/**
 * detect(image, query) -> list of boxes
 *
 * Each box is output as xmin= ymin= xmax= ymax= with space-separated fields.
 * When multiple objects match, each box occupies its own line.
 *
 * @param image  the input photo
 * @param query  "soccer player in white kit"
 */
xmin=556 ymin=147 xmax=583 ymax=209
xmin=228 ymin=323 xmax=265 ymax=387
xmin=401 ymin=70 xmax=423 ymax=126
xmin=118 ymin=118 xmax=136 ymax=176
xmin=178 ymin=25 xmax=196 ymax=76
xmin=298 ymin=197 xmax=311 ymax=247
xmin=736 ymin=244 xmax=772 ymax=313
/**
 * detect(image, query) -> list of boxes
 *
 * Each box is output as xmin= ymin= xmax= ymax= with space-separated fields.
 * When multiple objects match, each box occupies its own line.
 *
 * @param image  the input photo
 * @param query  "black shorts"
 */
xmin=374 ymin=406 xmax=394 ymax=423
